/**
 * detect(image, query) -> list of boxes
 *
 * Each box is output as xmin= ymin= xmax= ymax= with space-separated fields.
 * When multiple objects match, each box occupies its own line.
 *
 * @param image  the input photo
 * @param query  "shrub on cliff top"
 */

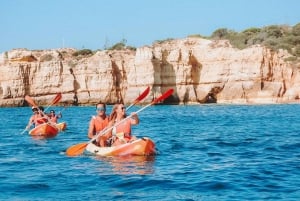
xmin=108 ymin=42 xmax=126 ymax=50
xmin=209 ymin=23 xmax=300 ymax=58
xmin=72 ymin=49 xmax=93 ymax=57
xmin=153 ymin=38 xmax=175 ymax=44
xmin=106 ymin=38 xmax=136 ymax=51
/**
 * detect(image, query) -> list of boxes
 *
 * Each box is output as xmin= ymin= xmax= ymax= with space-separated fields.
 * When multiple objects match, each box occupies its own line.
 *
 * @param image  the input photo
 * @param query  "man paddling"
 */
xmin=26 ymin=106 xmax=47 ymax=129
xmin=87 ymin=102 xmax=110 ymax=146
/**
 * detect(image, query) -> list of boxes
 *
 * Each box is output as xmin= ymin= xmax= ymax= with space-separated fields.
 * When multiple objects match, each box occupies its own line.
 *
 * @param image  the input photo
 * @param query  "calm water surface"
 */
xmin=0 ymin=104 xmax=299 ymax=200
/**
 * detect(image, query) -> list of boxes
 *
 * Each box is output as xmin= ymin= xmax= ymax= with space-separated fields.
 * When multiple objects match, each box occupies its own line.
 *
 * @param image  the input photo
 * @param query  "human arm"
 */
xmin=26 ymin=116 xmax=34 ymax=129
xmin=87 ymin=117 xmax=95 ymax=139
xmin=130 ymin=112 xmax=139 ymax=125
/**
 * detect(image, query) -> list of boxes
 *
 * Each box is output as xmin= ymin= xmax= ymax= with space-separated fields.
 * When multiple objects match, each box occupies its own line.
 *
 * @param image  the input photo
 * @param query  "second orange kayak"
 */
xmin=56 ymin=122 xmax=67 ymax=131
xmin=29 ymin=123 xmax=59 ymax=138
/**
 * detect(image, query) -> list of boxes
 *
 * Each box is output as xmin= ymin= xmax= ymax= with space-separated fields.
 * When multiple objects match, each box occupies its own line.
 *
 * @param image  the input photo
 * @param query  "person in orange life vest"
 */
xmin=48 ymin=110 xmax=62 ymax=123
xmin=87 ymin=102 xmax=110 ymax=146
xmin=26 ymin=106 xmax=47 ymax=129
xmin=106 ymin=103 xmax=139 ymax=146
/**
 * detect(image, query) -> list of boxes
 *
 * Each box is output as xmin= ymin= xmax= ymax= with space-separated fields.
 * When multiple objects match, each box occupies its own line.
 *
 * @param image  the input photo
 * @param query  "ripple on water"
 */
xmin=1 ymin=105 xmax=300 ymax=200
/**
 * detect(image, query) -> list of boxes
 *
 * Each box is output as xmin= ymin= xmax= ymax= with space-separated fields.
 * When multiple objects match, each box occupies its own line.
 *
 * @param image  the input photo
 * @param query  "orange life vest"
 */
xmin=92 ymin=115 xmax=109 ymax=135
xmin=32 ymin=115 xmax=47 ymax=126
xmin=36 ymin=117 xmax=48 ymax=124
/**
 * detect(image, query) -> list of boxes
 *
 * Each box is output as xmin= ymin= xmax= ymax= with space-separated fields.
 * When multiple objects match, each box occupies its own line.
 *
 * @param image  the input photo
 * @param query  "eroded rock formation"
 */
xmin=0 ymin=37 xmax=300 ymax=107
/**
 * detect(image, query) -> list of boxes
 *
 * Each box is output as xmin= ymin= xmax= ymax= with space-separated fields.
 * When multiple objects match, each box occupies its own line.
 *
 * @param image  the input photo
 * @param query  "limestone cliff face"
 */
xmin=0 ymin=37 xmax=299 ymax=106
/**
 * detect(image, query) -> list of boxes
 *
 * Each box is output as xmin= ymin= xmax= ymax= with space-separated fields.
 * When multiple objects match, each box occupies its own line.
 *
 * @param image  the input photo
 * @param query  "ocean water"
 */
xmin=0 ymin=104 xmax=299 ymax=200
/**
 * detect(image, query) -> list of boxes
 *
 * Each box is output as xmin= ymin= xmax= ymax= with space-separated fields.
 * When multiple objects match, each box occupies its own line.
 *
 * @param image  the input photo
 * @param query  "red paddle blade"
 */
xmin=51 ymin=93 xmax=62 ymax=105
xmin=152 ymin=89 xmax=174 ymax=104
xmin=25 ymin=95 xmax=38 ymax=107
xmin=135 ymin=86 xmax=150 ymax=102
xmin=25 ymin=93 xmax=62 ymax=108
xmin=126 ymin=86 xmax=151 ymax=110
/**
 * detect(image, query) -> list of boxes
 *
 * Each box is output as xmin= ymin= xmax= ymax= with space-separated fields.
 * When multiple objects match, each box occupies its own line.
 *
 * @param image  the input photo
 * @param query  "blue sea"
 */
xmin=0 ymin=104 xmax=299 ymax=200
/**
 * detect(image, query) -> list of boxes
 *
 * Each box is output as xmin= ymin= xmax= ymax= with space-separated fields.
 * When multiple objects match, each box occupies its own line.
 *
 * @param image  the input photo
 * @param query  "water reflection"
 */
xmin=96 ymin=155 xmax=156 ymax=175
xmin=30 ymin=136 xmax=48 ymax=140
xmin=30 ymin=135 xmax=57 ymax=141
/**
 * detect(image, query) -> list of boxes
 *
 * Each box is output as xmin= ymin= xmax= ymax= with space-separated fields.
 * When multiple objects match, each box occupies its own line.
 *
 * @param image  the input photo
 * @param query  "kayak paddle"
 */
xmin=22 ymin=93 xmax=62 ymax=134
xmin=126 ymin=86 xmax=150 ymax=110
xmin=66 ymin=88 xmax=174 ymax=157
xmin=24 ymin=95 xmax=38 ymax=108
xmin=44 ymin=93 xmax=62 ymax=112
xmin=25 ymin=93 xmax=62 ymax=109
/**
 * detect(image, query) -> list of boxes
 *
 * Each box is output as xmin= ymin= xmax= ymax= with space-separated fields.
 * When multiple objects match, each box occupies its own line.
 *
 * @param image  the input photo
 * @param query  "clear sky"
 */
xmin=1 ymin=0 xmax=299 ymax=53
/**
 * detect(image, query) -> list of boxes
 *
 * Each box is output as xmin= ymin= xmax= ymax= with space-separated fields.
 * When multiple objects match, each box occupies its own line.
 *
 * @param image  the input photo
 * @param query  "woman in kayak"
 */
xmin=87 ymin=102 xmax=110 ymax=146
xmin=48 ymin=110 xmax=62 ymax=123
xmin=106 ymin=103 xmax=139 ymax=146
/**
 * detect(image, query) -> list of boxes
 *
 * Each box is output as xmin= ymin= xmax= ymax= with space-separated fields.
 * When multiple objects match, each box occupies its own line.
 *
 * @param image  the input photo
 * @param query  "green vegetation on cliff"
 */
xmin=70 ymin=23 xmax=300 ymax=61
xmin=208 ymin=23 xmax=300 ymax=59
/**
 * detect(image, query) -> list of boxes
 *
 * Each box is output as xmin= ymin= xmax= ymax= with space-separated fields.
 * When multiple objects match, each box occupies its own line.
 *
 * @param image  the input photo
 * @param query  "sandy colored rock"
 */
xmin=0 ymin=37 xmax=300 ymax=106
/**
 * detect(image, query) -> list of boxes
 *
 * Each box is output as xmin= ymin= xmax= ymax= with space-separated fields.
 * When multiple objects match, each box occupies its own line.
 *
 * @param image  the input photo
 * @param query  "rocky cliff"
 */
xmin=0 ymin=37 xmax=300 ymax=107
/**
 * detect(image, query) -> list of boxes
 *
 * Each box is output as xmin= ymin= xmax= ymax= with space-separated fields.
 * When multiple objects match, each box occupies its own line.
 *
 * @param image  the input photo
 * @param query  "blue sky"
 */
xmin=1 ymin=0 xmax=299 ymax=53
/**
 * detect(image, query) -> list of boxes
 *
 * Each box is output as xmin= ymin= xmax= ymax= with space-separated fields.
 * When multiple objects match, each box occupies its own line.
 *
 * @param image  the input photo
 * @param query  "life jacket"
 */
xmin=92 ymin=115 xmax=109 ymax=135
xmin=32 ymin=115 xmax=47 ymax=126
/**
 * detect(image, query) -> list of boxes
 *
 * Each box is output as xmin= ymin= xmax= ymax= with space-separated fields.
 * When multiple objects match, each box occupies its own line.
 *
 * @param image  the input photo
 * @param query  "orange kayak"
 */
xmin=85 ymin=137 xmax=156 ymax=156
xmin=29 ymin=123 xmax=59 ymax=138
xmin=56 ymin=122 xmax=67 ymax=131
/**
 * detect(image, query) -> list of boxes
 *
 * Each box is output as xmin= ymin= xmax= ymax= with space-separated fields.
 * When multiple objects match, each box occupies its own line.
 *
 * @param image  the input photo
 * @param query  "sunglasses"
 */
xmin=96 ymin=107 xmax=105 ymax=111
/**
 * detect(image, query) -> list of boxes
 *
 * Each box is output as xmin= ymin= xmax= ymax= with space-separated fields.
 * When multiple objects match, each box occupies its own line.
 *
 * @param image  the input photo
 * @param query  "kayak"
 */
xmin=29 ymin=122 xmax=59 ymax=138
xmin=85 ymin=137 xmax=156 ymax=156
xmin=56 ymin=122 xmax=67 ymax=131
